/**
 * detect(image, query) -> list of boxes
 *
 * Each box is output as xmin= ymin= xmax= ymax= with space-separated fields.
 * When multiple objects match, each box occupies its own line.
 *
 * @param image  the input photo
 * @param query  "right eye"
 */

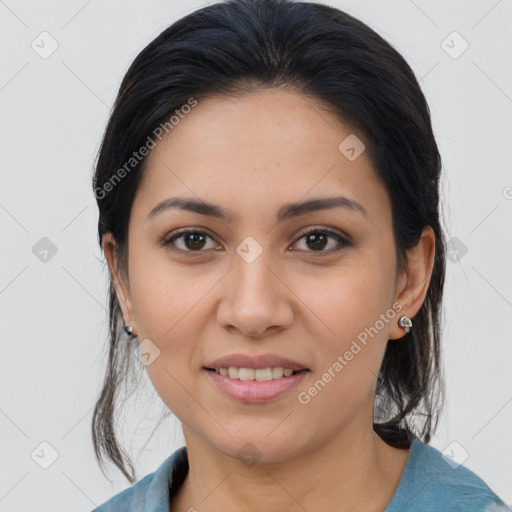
xmin=161 ymin=229 xmax=221 ymax=253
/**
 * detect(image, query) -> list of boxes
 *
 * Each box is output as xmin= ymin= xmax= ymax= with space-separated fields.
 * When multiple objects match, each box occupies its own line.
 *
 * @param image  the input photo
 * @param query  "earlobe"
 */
xmin=102 ymin=233 xmax=135 ymax=332
xmin=389 ymin=225 xmax=436 ymax=340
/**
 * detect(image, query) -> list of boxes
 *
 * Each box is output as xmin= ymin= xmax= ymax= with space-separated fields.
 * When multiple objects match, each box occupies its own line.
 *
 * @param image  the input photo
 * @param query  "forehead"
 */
xmin=133 ymin=89 xmax=390 ymax=222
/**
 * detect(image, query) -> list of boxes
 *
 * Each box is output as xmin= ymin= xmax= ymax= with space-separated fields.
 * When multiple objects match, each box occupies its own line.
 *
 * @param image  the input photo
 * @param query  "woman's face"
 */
xmin=105 ymin=89 xmax=431 ymax=462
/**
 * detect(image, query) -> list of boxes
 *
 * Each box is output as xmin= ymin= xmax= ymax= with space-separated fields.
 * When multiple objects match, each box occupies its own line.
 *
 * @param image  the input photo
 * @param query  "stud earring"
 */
xmin=397 ymin=315 xmax=412 ymax=333
xmin=124 ymin=325 xmax=134 ymax=335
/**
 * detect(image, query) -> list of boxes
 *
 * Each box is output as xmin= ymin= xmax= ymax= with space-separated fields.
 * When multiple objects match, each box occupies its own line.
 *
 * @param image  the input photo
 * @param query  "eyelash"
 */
xmin=160 ymin=227 xmax=351 ymax=255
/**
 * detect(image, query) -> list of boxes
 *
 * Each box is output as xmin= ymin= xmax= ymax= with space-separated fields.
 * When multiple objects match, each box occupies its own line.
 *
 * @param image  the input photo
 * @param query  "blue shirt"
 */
xmin=91 ymin=436 xmax=510 ymax=511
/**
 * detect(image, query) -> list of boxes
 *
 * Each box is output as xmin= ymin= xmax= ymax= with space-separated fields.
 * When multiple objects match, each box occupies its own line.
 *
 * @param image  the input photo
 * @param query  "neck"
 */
xmin=171 ymin=421 xmax=410 ymax=512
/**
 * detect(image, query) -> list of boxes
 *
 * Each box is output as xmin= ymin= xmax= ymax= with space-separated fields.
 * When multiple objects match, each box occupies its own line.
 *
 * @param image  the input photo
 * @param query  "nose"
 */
xmin=216 ymin=248 xmax=294 ymax=338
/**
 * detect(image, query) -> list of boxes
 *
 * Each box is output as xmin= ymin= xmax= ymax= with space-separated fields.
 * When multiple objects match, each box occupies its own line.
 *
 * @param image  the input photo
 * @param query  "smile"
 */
xmin=203 ymin=367 xmax=310 ymax=402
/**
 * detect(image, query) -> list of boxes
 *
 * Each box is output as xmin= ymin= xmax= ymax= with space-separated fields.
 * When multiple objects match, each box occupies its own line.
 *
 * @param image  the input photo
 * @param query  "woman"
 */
xmin=90 ymin=0 xmax=510 ymax=510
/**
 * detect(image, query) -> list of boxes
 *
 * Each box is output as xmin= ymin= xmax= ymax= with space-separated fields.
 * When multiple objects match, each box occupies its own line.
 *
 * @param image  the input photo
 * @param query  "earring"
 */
xmin=124 ymin=325 xmax=134 ymax=335
xmin=398 ymin=315 xmax=412 ymax=333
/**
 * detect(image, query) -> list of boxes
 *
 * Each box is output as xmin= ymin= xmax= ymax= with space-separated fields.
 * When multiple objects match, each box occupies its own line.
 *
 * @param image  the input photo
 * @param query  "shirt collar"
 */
xmin=142 ymin=435 xmax=417 ymax=511
xmin=144 ymin=446 xmax=189 ymax=512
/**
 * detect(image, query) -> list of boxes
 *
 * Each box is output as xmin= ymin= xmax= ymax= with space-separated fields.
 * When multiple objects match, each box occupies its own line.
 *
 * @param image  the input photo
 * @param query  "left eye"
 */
xmin=162 ymin=228 xmax=348 ymax=253
xmin=292 ymin=229 xmax=347 ymax=252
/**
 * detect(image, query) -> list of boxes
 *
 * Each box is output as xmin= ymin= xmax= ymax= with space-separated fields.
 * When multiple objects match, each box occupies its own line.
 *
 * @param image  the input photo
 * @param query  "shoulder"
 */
xmin=389 ymin=437 xmax=510 ymax=512
xmin=90 ymin=472 xmax=156 ymax=512
xmin=90 ymin=447 xmax=187 ymax=512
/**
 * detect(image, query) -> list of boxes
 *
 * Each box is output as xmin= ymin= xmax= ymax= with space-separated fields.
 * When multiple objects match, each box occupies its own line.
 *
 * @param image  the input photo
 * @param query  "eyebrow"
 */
xmin=147 ymin=195 xmax=368 ymax=222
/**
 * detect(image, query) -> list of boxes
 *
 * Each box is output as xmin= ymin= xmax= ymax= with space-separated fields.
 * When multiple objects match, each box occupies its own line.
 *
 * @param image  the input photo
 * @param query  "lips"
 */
xmin=204 ymin=365 xmax=310 ymax=402
xmin=203 ymin=353 xmax=310 ymax=371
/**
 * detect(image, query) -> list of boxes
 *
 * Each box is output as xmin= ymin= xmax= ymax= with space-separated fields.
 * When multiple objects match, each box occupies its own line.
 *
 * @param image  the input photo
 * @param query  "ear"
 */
xmin=389 ymin=225 xmax=436 ymax=340
xmin=102 ymin=232 xmax=137 ymax=335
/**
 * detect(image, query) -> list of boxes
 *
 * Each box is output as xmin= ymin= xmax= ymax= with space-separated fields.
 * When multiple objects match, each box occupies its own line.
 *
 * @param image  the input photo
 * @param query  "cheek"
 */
xmin=291 ymin=259 xmax=394 ymax=401
xmin=126 ymin=249 xmax=218 ymax=386
xmin=293 ymin=258 xmax=394 ymax=342
xmin=295 ymin=280 xmax=390 ymax=424
xmin=128 ymin=244 xmax=206 ymax=340
xmin=128 ymin=262 xmax=205 ymax=415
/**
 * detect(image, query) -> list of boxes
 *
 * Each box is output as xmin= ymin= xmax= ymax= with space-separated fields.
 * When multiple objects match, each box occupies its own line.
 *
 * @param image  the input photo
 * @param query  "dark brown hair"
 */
xmin=91 ymin=0 xmax=445 ymax=483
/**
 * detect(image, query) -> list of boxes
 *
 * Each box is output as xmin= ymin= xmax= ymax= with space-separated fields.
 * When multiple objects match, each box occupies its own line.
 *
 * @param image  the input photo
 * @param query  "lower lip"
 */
xmin=203 ymin=369 xmax=309 ymax=403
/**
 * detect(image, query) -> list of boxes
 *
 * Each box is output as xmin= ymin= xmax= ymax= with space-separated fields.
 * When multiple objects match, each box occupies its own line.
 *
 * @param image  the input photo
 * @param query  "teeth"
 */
xmin=213 ymin=366 xmax=298 ymax=380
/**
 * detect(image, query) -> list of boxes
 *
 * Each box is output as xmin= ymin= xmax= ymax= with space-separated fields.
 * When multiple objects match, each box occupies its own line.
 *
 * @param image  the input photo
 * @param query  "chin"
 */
xmin=212 ymin=433 xmax=305 ymax=466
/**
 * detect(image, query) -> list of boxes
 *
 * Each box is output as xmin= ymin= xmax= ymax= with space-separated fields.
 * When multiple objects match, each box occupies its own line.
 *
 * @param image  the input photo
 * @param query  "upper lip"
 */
xmin=203 ymin=353 xmax=310 ymax=371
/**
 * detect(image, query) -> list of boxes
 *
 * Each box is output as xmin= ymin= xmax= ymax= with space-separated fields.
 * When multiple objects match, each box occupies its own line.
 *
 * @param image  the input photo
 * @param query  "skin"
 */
xmin=103 ymin=89 xmax=436 ymax=511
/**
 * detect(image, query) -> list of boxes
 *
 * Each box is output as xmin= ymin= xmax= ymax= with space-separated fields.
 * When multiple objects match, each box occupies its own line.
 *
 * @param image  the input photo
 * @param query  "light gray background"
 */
xmin=1 ymin=0 xmax=511 ymax=510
